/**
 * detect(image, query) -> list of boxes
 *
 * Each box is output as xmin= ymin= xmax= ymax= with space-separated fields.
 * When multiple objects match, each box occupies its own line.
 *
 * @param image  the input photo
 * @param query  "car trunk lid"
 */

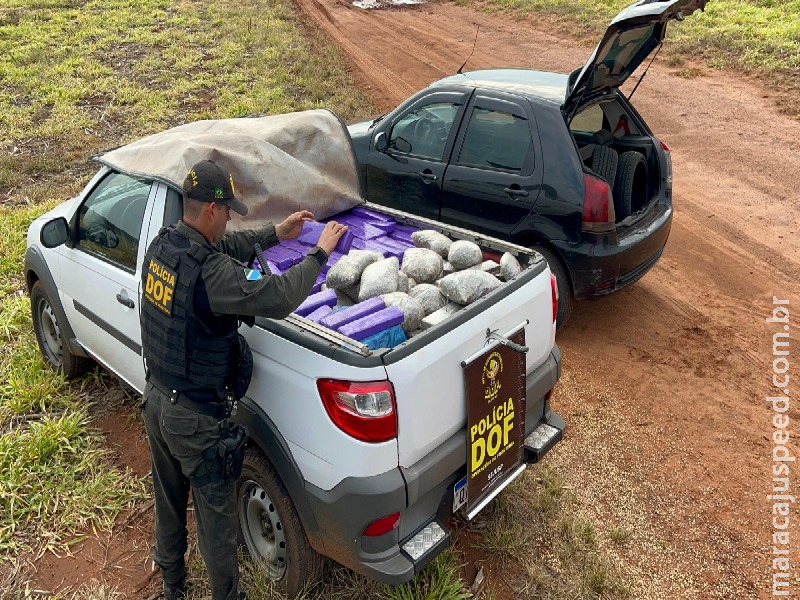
xmin=564 ymin=0 xmax=707 ymax=117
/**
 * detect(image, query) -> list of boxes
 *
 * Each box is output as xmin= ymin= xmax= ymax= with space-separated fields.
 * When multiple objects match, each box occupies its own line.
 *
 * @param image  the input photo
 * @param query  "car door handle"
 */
xmin=116 ymin=293 xmax=135 ymax=309
xmin=504 ymin=186 xmax=529 ymax=197
xmin=420 ymin=170 xmax=438 ymax=182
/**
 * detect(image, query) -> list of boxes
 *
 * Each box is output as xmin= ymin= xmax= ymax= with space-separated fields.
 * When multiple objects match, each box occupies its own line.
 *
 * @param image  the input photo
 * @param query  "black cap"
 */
xmin=182 ymin=160 xmax=248 ymax=216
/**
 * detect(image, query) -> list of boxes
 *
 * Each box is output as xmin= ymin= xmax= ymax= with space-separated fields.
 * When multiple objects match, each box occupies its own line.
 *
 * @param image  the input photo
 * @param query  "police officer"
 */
xmin=140 ymin=159 xmax=346 ymax=600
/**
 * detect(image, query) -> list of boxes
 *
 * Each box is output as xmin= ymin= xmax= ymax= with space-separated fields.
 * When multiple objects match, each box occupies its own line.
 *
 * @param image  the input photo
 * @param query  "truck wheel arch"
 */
xmin=25 ymin=247 xmax=90 ymax=361
xmin=234 ymin=397 xmax=323 ymax=552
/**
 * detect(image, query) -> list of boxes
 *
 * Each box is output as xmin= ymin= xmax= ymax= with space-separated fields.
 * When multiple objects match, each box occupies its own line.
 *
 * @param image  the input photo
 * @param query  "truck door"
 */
xmin=57 ymin=171 xmax=161 ymax=391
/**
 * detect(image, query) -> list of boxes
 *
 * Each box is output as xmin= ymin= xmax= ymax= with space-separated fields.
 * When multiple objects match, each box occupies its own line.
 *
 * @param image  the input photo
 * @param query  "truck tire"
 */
xmin=30 ymin=280 xmax=93 ymax=378
xmin=613 ymin=151 xmax=647 ymax=219
xmin=237 ymin=447 xmax=322 ymax=598
xmin=532 ymin=245 xmax=573 ymax=331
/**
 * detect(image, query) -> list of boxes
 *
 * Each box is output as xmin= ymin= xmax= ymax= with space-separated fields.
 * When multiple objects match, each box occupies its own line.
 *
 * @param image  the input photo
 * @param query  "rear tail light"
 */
xmin=657 ymin=137 xmax=673 ymax=192
xmin=363 ymin=512 xmax=400 ymax=536
xmin=581 ymin=173 xmax=615 ymax=233
xmin=550 ymin=272 xmax=558 ymax=323
xmin=317 ymin=379 xmax=397 ymax=443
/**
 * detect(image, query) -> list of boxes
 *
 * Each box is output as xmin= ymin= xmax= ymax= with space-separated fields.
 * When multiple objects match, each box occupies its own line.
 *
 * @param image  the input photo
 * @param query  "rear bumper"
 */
xmin=564 ymin=200 xmax=672 ymax=299
xmin=304 ymin=345 xmax=563 ymax=584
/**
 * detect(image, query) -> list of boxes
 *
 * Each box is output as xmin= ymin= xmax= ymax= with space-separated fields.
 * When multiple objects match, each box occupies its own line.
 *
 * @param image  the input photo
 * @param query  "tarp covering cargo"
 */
xmin=94 ymin=109 xmax=363 ymax=229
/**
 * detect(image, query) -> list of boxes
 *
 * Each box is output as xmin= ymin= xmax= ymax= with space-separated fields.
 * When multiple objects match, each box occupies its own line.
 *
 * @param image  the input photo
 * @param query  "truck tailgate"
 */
xmin=383 ymin=261 xmax=555 ymax=468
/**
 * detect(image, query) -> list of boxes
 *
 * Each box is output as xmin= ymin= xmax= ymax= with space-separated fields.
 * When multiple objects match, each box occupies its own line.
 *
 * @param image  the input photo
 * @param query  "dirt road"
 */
xmin=295 ymin=0 xmax=800 ymax=597
xmin=29 ymin=1 xmax=800 ymax=597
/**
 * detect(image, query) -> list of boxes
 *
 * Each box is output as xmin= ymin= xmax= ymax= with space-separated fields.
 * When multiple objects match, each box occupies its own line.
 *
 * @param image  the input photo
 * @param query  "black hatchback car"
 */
xmin=348 ymin=0 xmax=707 ymax=326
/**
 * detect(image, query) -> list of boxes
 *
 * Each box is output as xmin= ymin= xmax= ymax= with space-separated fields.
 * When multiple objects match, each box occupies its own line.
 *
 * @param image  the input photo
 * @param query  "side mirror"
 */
xmin=40 ymin=217 xmax=70 ymax=248
xmin=374 ymin=131 xmax=388 ymax=152
xmin=394 ymin=137 xmax=412 ymax=154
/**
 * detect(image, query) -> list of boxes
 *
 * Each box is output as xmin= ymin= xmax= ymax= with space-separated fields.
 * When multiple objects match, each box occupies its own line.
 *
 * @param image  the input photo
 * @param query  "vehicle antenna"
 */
xmin=628 ymin=43 xmax=662 ymax=101
xmin=457 ymin=24 xmax=480 ymax=75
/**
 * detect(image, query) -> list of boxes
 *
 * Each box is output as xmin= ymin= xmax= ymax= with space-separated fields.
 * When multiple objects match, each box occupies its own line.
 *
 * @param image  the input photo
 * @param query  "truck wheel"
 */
xmin=30 ymin=280 xmax=92 ymax=378
xmin=532 ymin=245 xmax=573 ymax=331
xmin=237 ymin=447 xmax=322 ymax=598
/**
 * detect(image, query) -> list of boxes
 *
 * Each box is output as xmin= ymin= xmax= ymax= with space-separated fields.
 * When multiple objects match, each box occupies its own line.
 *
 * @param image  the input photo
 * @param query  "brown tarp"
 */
xmin=95 ymin=109 xmax=363 ymax=230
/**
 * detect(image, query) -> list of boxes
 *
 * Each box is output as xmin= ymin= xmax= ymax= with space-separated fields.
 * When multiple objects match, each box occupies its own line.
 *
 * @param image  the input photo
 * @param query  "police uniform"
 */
xmin=140 ymin=160 xmax=326 ymax=600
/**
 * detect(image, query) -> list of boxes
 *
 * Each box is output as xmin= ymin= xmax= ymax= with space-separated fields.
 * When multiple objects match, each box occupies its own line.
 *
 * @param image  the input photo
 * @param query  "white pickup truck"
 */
xmin=24 ymin=110 xmax=563 ymax=596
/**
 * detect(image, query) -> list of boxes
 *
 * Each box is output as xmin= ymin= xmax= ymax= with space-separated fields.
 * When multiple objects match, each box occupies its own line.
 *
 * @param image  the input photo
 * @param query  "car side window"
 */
xmin=456 ymin=107 xmax=531 ymax=172
xmin=388 ymin=102 xmax=459 ymax=161
xmin=569 ymin=103 xmax=605 ymax=134
xmin=77 ymin=172 xmax=151 ymax=272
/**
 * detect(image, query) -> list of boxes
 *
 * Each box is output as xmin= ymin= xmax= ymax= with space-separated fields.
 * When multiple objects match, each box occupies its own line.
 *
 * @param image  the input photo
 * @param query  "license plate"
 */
xmin=453 ymin=476 xmax=467 ymax=513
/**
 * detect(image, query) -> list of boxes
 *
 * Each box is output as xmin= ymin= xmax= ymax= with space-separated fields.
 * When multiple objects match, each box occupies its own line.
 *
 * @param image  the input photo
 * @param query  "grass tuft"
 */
xmin=0 ymin=410 xmax=147 ymax=556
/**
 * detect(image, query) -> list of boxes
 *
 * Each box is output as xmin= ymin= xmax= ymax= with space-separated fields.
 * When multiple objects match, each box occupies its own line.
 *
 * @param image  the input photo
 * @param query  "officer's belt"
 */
xmin=147 ymin=374 xmax=228 ymax=419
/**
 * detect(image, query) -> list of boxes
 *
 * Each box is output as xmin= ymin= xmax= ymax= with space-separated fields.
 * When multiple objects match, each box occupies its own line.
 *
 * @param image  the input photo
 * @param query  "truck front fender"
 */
xmin=24 ymin=246 xmax=89 ymax=359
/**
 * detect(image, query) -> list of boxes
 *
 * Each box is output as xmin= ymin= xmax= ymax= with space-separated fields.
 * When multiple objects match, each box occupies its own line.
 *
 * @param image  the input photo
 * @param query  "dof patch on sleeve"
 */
xmin=144 ymin=258 xmax=177 ymax=315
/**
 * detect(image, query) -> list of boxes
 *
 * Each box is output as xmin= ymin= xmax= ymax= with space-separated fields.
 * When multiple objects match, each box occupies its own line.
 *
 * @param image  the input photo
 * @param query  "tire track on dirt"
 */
xmin=296 ymin=0 xmax=417 ymax=103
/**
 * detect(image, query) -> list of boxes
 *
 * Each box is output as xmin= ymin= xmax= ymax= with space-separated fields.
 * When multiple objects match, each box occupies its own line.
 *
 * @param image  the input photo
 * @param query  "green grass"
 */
xmin=473 ymin=466 xmax=631 ymax=599
xmin=0 ymin=409 xmax=147 ymax=556
xmin=182 ymin=547 xmax=471 ymax=600
xmin=0 ymin=0 xmax=375 ymax=585
xmin=463 ymin=0 xmax=800 ymax=70
xmin=460 ymin=0 xmax=800 ymax=114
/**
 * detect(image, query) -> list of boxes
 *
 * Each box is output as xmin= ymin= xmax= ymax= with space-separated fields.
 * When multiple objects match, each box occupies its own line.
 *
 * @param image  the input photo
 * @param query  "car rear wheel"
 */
xmin=237 ymin=447 xmax=322 ymax=598
xmin=30 ymin=280 xmax=93 ymax=378
xmin=532 ymin=245 xmax=573 ymax=331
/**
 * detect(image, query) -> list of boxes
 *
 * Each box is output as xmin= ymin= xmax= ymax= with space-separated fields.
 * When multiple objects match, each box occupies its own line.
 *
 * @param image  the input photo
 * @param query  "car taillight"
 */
xmin=363 ymin=512 xmax=400 ymax=536
xmin=317 ymin=379 xmax=397 ymax=443
xmin=581 ymin=173 xmax=615 ymax=233
xmin=657 ymin=137 xmax=673 ymax=192
xmin=550 ymin=273 xmax=558 ymax=323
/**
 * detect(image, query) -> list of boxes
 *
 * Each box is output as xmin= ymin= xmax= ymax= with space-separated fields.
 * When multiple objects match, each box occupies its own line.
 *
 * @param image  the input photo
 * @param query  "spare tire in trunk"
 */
xmin=613 ymin=151 xmax=647 ymax=219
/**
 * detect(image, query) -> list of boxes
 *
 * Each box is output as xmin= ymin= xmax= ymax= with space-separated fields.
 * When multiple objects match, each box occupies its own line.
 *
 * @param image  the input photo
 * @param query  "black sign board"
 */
xmin=463 ymin=329 xmax=526 ymax=516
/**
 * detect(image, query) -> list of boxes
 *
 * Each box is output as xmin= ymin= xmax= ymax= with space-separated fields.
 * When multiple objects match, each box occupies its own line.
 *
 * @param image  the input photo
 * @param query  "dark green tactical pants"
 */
xmin=142 ymin=382 xmax=239 ymax=600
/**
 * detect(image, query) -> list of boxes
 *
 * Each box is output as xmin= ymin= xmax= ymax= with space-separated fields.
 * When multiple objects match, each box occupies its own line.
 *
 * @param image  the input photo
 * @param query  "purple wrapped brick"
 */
xmin=294 ymin=288 xmax=337 ymax=317
xmin=366 ymin=220 xmax=396 ymax=234
xmin=305 ymin=304 xmax=333 ymax=323
xmin=339 ymin=220 xmax=387 ymax=241
xmin=280 ymin=238 xmax=309 ymax=252
xmin=318 ymin=297 xmax=385 ymax=331
xmin=365 ymin=238 xmax=406 ymax=261
xmin=298 ymin=221 xmax=354 ymax=254
xmin=264 ymin=246 xmax=301 ymax=270
xmin=310 ymin=273 xmax=328 ymax=294
xmin=339 ymin=307 xmax=405 ymax=341
xmin=351 ymin=206 xmax=395 ymax=223
xmin=389 ymin=230 xmax=415 ymax=245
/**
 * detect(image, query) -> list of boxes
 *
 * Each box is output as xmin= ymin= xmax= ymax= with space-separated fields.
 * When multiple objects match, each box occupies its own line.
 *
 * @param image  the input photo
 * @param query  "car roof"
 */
xmin=430 ymin=69 xmax=569 ymax=104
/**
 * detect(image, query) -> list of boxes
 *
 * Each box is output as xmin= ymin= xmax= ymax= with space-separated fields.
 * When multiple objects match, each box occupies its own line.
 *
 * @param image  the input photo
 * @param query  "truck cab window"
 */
xmin=77 ymin=172 xmax=151 ymax=272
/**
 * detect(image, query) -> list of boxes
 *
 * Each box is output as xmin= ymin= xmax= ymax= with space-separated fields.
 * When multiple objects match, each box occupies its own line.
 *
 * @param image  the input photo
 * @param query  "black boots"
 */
xmin=162 ymin=580 xmax=186 ymax=600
